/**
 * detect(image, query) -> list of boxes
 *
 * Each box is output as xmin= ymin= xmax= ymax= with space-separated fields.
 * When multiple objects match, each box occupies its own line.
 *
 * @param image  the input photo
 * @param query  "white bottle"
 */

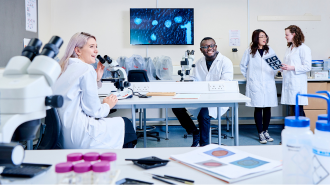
xmin=282 ymin=116 xmax=313 ymax=184
xmin=312 ymin=120 xmax=330 ymax=184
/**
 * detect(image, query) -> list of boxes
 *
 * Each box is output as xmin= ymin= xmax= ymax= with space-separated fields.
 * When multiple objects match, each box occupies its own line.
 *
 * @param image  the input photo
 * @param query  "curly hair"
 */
xmin=250 ymin=29 xmax=269 ymax=57
xmin=285 ymin=25 xmax=305 ymax=47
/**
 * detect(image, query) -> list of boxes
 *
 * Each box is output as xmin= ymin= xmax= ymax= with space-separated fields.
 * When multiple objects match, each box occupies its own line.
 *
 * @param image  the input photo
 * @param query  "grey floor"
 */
xmin=136 ymin=124 xmax=283 ymax=148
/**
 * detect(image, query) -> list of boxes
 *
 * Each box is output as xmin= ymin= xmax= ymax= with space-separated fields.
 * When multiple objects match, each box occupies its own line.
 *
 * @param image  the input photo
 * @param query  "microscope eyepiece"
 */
xmin=104 ymin=55 xmax=112 ymax=64
xmin=97 ymin=55 xmax=106 ymax=64
xmin=39 ymin=36 xmax=63 ymax=59
xmin=21 ymin=38 xmax=42 ymax=61
xmin=190 ymin=50 xmax=195 ymax=55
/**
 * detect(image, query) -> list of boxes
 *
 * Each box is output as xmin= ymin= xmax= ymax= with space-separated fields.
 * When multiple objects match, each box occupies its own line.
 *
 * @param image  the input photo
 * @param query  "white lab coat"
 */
xmin=187 ymin=53 xmax=233 ymax=119
xmin=281 ymin=44 xmax=311 ymax=105
xmin=52 ymin=58 xmax=125 ymax=149
xmin=240 ymin=47 xmax=278 ymax=107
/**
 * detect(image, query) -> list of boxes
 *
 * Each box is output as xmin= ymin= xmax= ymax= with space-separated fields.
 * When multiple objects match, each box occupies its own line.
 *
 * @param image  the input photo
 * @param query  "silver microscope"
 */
xmin=178 ymin=50 xmax=195 ymax=82
xmin=0 ymin=36 xmax=64 ymax=168
xmin=97 ymin=55 xmax=133 ymax=100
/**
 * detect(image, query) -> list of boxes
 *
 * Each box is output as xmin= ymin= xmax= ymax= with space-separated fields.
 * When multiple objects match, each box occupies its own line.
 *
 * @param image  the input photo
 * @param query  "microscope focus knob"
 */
xmin=178 ymin=70 xmax=182 ymax=75
xmin=124 ymin=81 xmax=131 ymax=88
xmin=186 ymin=70 xmax=190 ymax=75
xmin=45 ymin=95 xmax=64 ymax=108
xmin=192 ymin=64 xmax=196 ymax=68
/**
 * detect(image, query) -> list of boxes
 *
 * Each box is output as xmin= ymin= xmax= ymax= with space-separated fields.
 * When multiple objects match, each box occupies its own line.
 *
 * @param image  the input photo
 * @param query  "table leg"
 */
xmin=132 ymin=105 xmax=136 ymax=131
xmin=165 ymin=108 xmax=169 ymax=140
xmin=143 ymin=108 xmax=147 ymax=148
xmin=218 ymin=107 xmax=221 ymax=145
xmin=231 ymin=107 xmax=234 ymax=137
xmin=234 ymin=103 xmax=239 ymax=146
xmin=226 ymin=110 xmax=229 ymax=132
xmin=139 ymin=109 xmax=142 ymax=129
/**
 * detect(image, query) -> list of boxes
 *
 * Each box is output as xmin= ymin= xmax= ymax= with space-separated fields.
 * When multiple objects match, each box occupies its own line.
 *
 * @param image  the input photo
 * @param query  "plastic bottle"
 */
xmin=55 ymin=162 xmax=73 ymax=185
xmin=73 ymin=162 xmax=92 ymax=185
xmin=92 ymin=161 xmax=111 ymax=184
xmin=312 ymin=94 xmax=330 ymax=184
xmin=67 ymin=153 xmax=83 ymax=164
xmin=282 ymin=93 xmax=314 ymax=184
xmin=100 ymin=152 xmax=117 ymax=177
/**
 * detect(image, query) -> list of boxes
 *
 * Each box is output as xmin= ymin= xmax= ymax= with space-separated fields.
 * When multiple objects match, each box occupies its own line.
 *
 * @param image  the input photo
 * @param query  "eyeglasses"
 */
xmin=259 ymin=36 xmax=268 ymax=39
xmin=200 ymin=44 xmax=216 ymax=50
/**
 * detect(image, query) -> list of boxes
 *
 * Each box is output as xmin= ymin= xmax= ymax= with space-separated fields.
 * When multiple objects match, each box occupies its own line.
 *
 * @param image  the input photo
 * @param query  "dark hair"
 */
xmin=200 ymin=37 xmax=216 ymax=46
xmin=250 ymin=29 xmax=269 ymax=57
xmin=285 ymin=25 xmax=304 ymax=47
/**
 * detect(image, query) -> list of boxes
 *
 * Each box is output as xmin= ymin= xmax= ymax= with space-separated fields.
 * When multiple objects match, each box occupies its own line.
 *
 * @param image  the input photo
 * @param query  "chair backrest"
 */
xmin=128 ymin=70 xmax=150 ymax=82
xmin=37 ymin=108 xmax=61 ymax=149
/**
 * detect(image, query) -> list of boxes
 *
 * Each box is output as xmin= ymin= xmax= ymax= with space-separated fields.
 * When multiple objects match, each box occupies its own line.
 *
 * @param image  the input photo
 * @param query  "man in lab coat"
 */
xmin=172 ymin=37 xmax=233 ymax=147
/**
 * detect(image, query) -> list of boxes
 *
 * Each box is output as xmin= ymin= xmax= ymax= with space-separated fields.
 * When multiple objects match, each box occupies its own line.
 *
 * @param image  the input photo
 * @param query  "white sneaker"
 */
xmin=263 ymin=130 xmax=274 ymax=142
xmin=259 ymin=132 xmax=267 ymax=144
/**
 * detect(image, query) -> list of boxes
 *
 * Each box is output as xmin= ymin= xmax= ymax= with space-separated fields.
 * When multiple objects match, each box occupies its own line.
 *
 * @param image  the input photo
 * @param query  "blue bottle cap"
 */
xmin=318 ymin=114 xmax=327 ymax=121
xmin=316 ymin=120 xmax=330 ymax=132
xmin=285 ymin=116 xmax=310 ymax=127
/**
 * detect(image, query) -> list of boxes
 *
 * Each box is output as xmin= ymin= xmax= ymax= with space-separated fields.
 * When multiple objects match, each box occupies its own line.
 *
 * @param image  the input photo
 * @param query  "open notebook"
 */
xmin=170 ymin=144 xmax=282 ymax=183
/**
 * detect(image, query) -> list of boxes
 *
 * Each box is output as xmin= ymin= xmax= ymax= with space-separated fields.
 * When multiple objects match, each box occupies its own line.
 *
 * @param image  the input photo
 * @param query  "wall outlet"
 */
xmin=208 ymin=83 xmax=225 ymax=91
xmin=133 ymin=84 xmax=150 ymax=92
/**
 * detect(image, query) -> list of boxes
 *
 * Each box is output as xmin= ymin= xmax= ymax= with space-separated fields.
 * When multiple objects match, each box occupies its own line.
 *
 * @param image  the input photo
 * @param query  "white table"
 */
xmin=0 ymin=145 xmax=283 ymax=184
xmin=108 ymin=93 xmax=251 ymax=147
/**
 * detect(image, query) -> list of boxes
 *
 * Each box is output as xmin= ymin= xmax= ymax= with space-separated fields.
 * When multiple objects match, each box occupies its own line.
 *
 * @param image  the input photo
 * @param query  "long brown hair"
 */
xmin=285 ymin=25 xmax=304 ymax=47
xmin=250 ymin=29 xmax=269 ymax=57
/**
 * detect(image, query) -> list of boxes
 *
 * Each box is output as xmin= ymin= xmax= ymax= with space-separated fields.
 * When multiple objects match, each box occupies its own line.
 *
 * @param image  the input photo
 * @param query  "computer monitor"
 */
xmin=128 ymin=70 xmax=150 ymax=82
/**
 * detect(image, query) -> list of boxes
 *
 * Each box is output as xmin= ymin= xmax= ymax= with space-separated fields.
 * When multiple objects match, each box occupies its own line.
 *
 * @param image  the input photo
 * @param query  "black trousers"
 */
xmin=122 ymin=117 xmax=137 ymax=148
xmin=172 ymin=108 xmax=211 ymax=146
xmin=254 ymin=107 xmax=271 ymax=134
xmin=289 ymin=105 xmax=306 ymax=117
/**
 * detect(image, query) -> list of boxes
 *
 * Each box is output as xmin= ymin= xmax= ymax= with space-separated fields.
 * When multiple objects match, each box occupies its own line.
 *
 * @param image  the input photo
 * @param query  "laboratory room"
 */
xmin=1 ymin=0 xmax=330 ymax=184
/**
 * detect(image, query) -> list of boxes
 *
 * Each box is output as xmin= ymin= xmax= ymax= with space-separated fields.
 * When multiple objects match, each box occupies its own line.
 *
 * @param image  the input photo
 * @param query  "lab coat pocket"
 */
xmin=287 ymin=80 xmax=301 ymax=91
xmin=247 ymin=80 xmax=259 ymax=93
xmin=87 ymin=119 xmax=106 ymax=141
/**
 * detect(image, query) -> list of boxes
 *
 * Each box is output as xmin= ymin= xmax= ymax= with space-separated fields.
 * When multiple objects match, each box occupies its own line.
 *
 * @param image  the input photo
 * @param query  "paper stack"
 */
xmin=170 ymin=144 xmax=282 ymax=183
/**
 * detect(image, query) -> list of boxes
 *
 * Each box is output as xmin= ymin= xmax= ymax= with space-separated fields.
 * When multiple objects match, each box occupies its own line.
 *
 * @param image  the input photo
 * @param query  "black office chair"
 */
xmin=36 ymin=108 xmax=62 ymax=149
xmin=128 ymin=70 xmax=161 ymax=142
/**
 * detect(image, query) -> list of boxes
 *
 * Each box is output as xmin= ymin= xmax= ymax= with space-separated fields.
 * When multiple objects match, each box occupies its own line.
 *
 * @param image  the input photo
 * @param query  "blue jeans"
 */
xmin=172 ymin=108 xmax=211 ymax=146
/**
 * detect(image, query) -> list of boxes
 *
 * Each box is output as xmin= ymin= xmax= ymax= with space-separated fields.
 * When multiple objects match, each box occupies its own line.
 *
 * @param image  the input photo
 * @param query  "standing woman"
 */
xmin=240 ymin=29 xmax=277 ymax=144
xmin=281 ymin=25 xmax=311 ymax=116
xmin=52 ymin=32 xmax=137 ymax=149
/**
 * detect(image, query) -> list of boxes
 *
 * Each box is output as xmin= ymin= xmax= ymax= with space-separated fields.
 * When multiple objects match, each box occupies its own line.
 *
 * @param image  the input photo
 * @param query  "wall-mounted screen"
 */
xmin=130 ymin=8 xmax=194 ymax=45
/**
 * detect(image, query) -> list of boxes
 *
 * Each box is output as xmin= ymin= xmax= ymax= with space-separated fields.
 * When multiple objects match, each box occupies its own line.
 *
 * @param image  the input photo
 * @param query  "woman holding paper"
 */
xmin=240 ymin=29 xmax=278 ymax=144
xmin=280 ymin=25 xmax=311 ymax=116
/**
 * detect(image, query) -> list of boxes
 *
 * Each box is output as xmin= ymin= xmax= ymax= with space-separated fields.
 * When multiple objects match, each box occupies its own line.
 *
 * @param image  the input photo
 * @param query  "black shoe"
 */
xmin=191 ymin=131 xmax=200 ymax=147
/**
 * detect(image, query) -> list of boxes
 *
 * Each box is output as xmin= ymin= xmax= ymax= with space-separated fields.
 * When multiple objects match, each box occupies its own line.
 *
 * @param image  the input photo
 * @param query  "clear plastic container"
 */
xmin=92 ymin=161 xmax=111 ymax=184
xmin=67 ymin=153 xmax=83 ymax=164
xmin=282 ymin=116 xmax=313 ymax=184
xmin=55 ymin=162 xmax=73 ymax=185
xmin=73 ymin=162 xmax=92 ymax=185
xmin=312 ymin=120 xmax=330 ymax=184
xmin=100 ymin=152 xmax=117 ymax=177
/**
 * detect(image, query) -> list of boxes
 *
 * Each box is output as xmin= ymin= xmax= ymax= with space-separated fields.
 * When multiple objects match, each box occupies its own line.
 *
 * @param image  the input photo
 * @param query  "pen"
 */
xmin=152 ymin=175 xmax=176 ymax=185
xmin=151 ymin=174 xmax=193 ymax=184
xmin=164 ymin=175 xmax=195 ymax=183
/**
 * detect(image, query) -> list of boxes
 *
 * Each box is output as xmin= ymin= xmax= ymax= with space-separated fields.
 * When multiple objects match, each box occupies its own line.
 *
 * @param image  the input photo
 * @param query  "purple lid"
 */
xmin=55 ymin=162 xmax=73 ymax=173
xmin=67 ymin=153 xmax=83 ymax=162
xmin=100 ymin=152 xmax=117 ymax=162
xmin=84 ymin=152 xmax=100 ymax=162
xmin=92 ymin=162 xmax=110 ymax=172
xmin=73 ymin=162 xmax=92 ymax=173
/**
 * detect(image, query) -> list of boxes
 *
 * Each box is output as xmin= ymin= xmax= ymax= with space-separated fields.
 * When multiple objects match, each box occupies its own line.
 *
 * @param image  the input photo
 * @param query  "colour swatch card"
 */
xmin=264 ymin=54 xmax=282 ymax=70
xmin=170 ymin=144 xmax=281 ymax=179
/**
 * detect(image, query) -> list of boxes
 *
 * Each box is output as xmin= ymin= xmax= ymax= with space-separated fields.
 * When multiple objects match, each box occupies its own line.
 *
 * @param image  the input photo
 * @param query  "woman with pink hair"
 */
xmin=52 ymin=32 xmax=137 ymax=149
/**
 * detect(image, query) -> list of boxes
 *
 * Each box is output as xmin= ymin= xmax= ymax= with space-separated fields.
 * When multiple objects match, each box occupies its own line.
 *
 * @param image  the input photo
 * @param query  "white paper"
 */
xmin=173 ymin=94 xmax=200 ymax=99
xmin=171 ymin=144 xmax=282 ymax=179
xmin=23 ymin=38 xmax=31 ymax=48
xmin=25 ymin=0 xmax=37 ymax=32
xmin=229 ymin=30 xmax=240 ymax=46
xmin=264 ymin=54 xmax=282 ymax=70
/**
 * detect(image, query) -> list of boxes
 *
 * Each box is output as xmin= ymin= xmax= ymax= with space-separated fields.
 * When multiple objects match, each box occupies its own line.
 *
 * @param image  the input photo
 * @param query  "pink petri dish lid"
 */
xmin=92 ymin=161 xmax=110 ymax=172
xmin=73 ymin=162 xmax=92 ymax=173
xmin=55 ymin=162 xmax=73 ymax=173
xmin=84 ymin=152 xmax=100 ymax=162
xmin=67 ymin=153 xmax=83 ymax=162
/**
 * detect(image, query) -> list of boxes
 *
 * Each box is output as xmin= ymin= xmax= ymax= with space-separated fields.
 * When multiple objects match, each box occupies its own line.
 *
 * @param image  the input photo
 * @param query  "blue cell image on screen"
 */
xmin=130 ymin=8 xmax=194 ymax=45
